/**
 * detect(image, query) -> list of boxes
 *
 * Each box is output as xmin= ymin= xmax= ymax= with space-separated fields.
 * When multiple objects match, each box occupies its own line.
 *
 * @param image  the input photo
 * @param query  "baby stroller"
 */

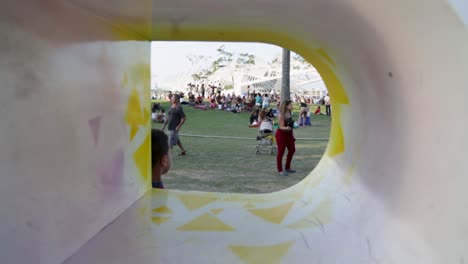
xmin=255 ymin=119 xmax=277 ymax=155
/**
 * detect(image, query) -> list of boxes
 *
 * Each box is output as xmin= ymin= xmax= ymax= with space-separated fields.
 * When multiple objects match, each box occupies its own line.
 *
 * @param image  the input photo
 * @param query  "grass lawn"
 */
xmin=151 ymin=100 xmax=331 ymax=194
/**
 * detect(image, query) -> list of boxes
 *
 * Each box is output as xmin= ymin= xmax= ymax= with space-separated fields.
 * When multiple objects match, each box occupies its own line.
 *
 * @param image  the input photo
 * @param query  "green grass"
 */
xmin=151 ymin=100 xmax=331 ymax=194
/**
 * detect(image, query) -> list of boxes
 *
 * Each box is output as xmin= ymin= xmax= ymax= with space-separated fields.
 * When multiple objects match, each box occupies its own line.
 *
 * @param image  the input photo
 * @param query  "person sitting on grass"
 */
xmin=188 ymin=93 xmax=196 ymax=106
xmin=195 ymin=95 xmax=203 ymax=105
xmin=156 ymin=109 xmax=166 ymax=123
xmin=315 ymin=106 xmax=324 ymax=115
xmin=266 ymin=108 xmax=275 ymax=120
xmin=249 ymin=109 xmax=260 ymax=127
xmin=237 ymin=96 xmax=245 ymax=112
xmin=210 ymin=98 xmax=217 ymax=109
xmin=152 ymin=129 xmax=171 ymax=189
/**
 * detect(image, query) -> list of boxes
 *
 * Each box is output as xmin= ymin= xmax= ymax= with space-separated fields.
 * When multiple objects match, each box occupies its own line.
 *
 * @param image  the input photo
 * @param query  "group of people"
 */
xmin=151 ymin=89 xmax=332 ymax=188
xmin=186 ymin=83 xmax=223 ymax=100
xmin=151 ymin=98 xmax=297 ymax=189
xmin=186 ymin=91 xmax=274 ymax=114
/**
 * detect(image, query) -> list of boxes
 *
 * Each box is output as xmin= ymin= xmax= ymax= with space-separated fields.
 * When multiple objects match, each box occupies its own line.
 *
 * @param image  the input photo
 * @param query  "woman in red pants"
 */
xmin=275 ymin=100 xmax=296 ymax=176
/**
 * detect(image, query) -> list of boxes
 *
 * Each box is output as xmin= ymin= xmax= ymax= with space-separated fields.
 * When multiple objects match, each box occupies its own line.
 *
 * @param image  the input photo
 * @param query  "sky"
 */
xmin=448 ymin=0 xmax=468 ymax=27
xmin=151 ymin=41 xmax=284 ymax=90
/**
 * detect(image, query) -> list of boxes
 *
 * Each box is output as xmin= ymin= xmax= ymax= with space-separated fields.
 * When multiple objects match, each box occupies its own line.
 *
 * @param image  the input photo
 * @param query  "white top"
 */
xmin=263 ymin=96 xmax=270 ymax=105
xmin=324 ymin=96 xmax=330 ymax=105
xmin=259 ymin=120 xmax=273 ymax=131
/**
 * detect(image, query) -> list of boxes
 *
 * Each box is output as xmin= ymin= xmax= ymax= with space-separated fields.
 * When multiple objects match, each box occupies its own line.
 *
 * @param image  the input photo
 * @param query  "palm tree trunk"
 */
xmin=281 ymin=48 xmax=290 ymax=102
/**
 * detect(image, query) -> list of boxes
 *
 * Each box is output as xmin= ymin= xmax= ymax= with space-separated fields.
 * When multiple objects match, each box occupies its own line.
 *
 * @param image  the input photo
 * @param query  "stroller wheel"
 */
xmin=271 ymin=147 xmax=277 ymax=155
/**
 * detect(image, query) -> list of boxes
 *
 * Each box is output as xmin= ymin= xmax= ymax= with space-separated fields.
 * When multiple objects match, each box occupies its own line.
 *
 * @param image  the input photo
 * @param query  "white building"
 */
xmin=154 ymin=55 xmax=328 ymax=97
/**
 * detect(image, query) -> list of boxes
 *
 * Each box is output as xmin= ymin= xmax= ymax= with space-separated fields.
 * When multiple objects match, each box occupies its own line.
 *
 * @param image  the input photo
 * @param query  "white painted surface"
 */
xmin=0 ymin=1 xmax=150 ymax=263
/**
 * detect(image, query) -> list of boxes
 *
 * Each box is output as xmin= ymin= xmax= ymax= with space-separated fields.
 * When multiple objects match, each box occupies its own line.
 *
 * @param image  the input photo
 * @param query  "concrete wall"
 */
xmin=0 ymin=1 xmax=150 ymax=263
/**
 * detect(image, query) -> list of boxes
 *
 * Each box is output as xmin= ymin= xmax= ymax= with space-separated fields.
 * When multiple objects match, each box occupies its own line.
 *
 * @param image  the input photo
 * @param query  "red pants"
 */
xmin=275 ymin=130 xmax=296 ymax=172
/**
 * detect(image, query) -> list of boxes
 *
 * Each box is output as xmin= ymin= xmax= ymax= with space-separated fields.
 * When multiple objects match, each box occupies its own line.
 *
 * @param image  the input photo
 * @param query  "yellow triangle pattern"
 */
xmin=287 ymin=198 xmax=332 ymax=229
xmin=152 ymin=217 xmax=171 ymax=225
xmin=152 ymin=206 xmax=173 ymax=214
xmin=177 ymin=213 xmax=234 ymax=231
xmin=210 ymin=208 xmax=224 ymax=215
xmin=243 ymin=202 xmax=255 ymax=209
xmin=133 ymin=133 xmax=150 ymax=182
xmin=229 ymin=241 xmax=294 ymax=264
xmin=248 ymin=201 xmax=294 ymax=224
xmin=124 ymin=88 xmax=144 ymax=141
xmin=178 ymin=194 xmax=218 ymax=211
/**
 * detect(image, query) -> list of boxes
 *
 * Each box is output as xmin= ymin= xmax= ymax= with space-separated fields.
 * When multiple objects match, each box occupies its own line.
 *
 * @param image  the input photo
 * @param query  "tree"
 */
xmin=236 ymin=53 xmax=256 ymax=67
xmin=188 ymin=46 xmax=256 ymax=89
xmin=281 ymin=48 xmax=291 ymax=102
xmin=292 ymin=53 xmax=314 ymax=71
xmin=216 ymin=45 xmax=234 ymax=65
xmin=189 ymin=45 xmax=235 ymax=82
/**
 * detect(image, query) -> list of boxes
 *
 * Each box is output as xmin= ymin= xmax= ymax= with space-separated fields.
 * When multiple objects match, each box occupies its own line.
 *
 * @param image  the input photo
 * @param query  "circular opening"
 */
xmin=150 ymin=41 xmax=333 ymax=193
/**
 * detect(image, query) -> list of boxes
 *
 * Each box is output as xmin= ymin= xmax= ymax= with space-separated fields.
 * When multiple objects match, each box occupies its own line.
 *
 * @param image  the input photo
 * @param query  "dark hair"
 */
xmin=152 ymin=129 xmax=169 ymax=168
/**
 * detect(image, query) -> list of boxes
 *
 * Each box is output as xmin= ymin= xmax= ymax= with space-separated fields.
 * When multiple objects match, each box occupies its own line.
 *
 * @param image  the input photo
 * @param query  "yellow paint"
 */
xmin=229 ymin=241 xmax=294 ymax=264
xmin=287 ymin=198 xmax=332 ymax=229
xmin=343 ymin=165 xmax=355 ymax=185
xmin=152 ymin=217 xmax=171 ymax=225
xmin=133 ymin=133 xmax=150 ymax=182
xmin=248 ymin=201 xmax=294 ymax=224
xmin=130 ymin=63 xmax=151 ymax=91
xmin=108 ymin=0 xmax=153 ymax=40
xmin=210 ymin=208 xmax=224 ymax=215
xmin=138 ymin=207 xmax=147 ymax=217
xmin=125 ymin=88 xmax=143 ymax=141
xmin=122 ymin=72 xmax=128 ymax=87
xmin=177 ymin=213 xmax=234 ymax=231
xmin=317 ymin=48 xmax=335 ymax=67
xmin=327 ymin=103 xmax=344 ymax=157
xmin=152 ymin=206 xmax=173 ymax=214
xmin=112 ymin=24 xmax=152 ymax=41
xmin=178 ymin=194 xmax=218 ymax=211
xmin=243 ymin=202 xmax=255 ymax=209
xmin=221 ymin=196 xmax=269 ymax=203
xmin=143 ymin=107 xmax=150 ymax=122
xmin=151 ymin=188 xmax=171 ymax=196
